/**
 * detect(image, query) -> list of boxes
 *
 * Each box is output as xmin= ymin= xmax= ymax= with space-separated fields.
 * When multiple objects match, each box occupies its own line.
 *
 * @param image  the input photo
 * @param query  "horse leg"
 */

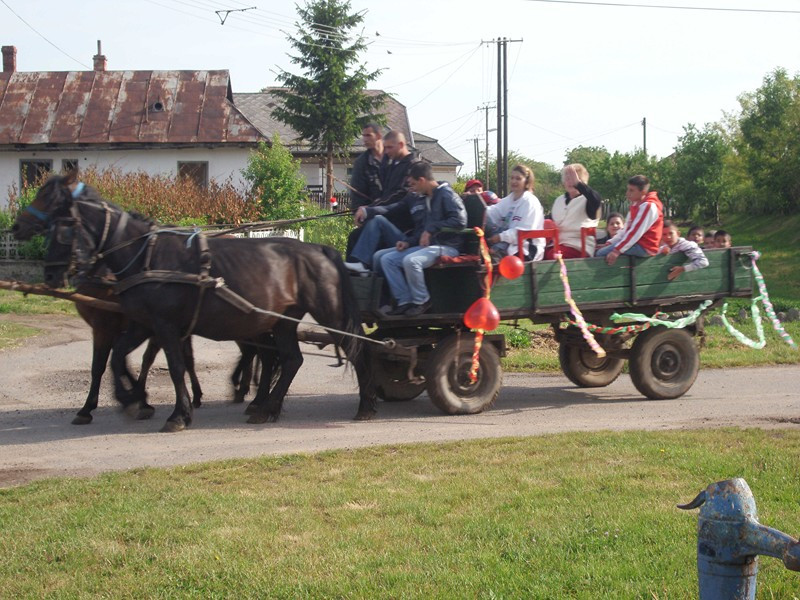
xmin=154 ymin=323 xmax=194 ymax=433
xmin=73 ymin=328 xmax=113 ymax=425
xmin=335 ymin=332 xmax=377 ymax=421
xmin=244 ymin=336 xmax=279 ymax=415
xmin=182 ymin=337 xmax=203 ymax=408
xmin=247 ymin=325 xmax=302 ymax=424
xmin=232 ymin=342 xmax=256 ymax=404
xmin=110 ymin=325 xmax=156 ymax=420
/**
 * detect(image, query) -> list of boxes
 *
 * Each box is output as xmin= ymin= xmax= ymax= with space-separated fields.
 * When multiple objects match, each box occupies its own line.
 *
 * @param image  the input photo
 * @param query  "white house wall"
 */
xmin=0 ymin=147 xmax=254 ymax=208
xmin=0 ymin=148 xmax=358 ymax=208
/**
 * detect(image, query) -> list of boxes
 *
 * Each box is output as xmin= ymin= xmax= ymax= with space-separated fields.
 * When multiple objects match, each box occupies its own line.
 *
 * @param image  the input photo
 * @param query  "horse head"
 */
xmin=12 ymin=172 xmax=78 ymax=241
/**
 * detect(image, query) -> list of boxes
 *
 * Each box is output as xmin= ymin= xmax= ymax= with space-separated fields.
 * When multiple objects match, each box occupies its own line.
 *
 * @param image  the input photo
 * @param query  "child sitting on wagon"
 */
xmin=659 ymin=220 xmax=709 ymax=280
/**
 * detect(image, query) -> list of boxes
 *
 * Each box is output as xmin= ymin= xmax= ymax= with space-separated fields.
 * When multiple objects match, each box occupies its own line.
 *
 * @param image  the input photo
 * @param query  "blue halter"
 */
xmin=24 ymin=181 xmax=85 ymax=225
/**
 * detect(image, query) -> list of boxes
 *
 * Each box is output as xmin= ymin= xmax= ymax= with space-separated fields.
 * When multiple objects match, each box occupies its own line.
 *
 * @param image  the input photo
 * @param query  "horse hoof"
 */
xmin=72 ymin=414 xmax=92 ymax=425
xmin=160 ymin=421 xmax=186 ymax=433
xmin=136 ymin=404 xmax=156 ymax=420
xmin=232 ymin=394 xmax=245 ymax=404
xmin=246 ymin=411 xmax=279 ymax=425
xmin=192 ymin=398 xmax=203 ymax=408
xmin=122 ymin=403 xmax=140 ymax=418
xmin=244 ymin=402 xmax=258 ymax=415
xmin=354 ymin=409 xmax=377 ymax=421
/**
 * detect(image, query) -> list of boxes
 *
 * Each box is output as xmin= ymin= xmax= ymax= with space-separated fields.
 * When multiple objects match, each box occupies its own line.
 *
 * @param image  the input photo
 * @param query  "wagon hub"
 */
xmin=651 ymin=342 xmax=682 ymax=380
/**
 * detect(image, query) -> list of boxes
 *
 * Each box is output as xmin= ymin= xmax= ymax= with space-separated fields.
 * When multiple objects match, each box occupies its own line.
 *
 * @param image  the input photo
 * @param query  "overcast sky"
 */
xmin=3 ymin=0 xmax=799 ymax=176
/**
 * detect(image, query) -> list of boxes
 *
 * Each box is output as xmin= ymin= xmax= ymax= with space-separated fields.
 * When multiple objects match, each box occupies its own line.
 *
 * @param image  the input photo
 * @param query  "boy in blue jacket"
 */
xmin=379 ymin=162 xmax=467 ymax=316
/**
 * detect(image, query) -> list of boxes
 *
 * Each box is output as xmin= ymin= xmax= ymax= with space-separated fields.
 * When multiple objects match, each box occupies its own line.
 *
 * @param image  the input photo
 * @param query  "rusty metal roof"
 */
xmin=0 ymin=70 xmax=264 ymax=147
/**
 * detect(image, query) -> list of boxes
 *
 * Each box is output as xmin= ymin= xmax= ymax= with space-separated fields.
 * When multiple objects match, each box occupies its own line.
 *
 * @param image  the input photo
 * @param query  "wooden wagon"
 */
xmin=350 ymin=246 xmax=754 ymax=415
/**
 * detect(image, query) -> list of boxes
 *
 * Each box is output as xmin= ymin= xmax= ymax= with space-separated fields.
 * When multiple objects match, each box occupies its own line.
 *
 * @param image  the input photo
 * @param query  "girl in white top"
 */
xmin=486 ymin=164 xmax=545 ymax=260
xmin=548 ymin=163 xmax=601 ymax=259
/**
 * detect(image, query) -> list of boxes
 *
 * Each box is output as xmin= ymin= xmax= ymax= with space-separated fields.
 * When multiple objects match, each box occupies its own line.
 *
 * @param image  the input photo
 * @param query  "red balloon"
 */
xmin=498 ymin=255 xmax=524 ymax=280
xmin=463 ymin=297 xmax=500 ymax=331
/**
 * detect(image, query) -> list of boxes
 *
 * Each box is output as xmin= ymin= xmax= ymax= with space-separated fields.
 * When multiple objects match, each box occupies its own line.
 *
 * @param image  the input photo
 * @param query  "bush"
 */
xmin=242 ymin=136 xmax=308 ymax=222
xmin=301 ymin=201 xmax=353 ymax=254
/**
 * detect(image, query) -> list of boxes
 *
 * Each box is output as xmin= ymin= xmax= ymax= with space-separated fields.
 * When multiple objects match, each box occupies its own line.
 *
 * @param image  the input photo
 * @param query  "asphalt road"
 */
xmin=1 ymin=314 xmax=798 ymax=487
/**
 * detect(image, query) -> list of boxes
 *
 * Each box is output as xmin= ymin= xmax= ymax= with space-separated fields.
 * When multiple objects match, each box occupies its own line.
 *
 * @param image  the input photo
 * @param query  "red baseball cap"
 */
xmin=465 ymin=179 xmax=483 ymax=191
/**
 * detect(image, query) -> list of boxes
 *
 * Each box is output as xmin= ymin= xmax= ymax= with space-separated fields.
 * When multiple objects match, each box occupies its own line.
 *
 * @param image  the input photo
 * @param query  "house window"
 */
xmin=61 ymin=159 xmax=79 ymax=174
xmin=20 ymin=159 xmax=53 ymax=189
xmin=178 ymin=161 xmax=209 ymax=189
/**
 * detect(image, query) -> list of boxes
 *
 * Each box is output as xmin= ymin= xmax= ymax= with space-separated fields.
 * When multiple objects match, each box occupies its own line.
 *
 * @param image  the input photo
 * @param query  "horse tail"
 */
xmin=321 ymin=245 xmax=363 ymax=363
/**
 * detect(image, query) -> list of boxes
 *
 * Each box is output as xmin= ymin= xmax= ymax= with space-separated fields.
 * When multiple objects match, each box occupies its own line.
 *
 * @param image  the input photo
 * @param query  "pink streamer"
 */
xmin=556 ymin=253 xmax=606 ymax=357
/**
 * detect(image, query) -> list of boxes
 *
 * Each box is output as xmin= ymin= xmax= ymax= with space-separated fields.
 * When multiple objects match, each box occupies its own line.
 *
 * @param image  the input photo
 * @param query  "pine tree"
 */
xmin=272 ymin=0 xmax=386 ymax=201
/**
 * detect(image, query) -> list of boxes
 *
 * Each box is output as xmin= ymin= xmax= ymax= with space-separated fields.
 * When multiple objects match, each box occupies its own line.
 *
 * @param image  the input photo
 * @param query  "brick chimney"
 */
xmin=2 ymin=45 xmax=16 ymax=73
xmin=92 ymin=40 xmax=106 ymax=72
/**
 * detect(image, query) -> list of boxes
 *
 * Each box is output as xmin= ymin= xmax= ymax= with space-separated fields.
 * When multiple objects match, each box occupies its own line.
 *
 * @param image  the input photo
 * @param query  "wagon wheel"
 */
xmin=558 ymin=341 xmax=624 ymax=388
xmin=371 ymin=353 xmax=426 ymax=402
xmin=629 ymin=327 xmax=699 ymax=400
xmin=425 ymin=333 xmax=502 ymax=415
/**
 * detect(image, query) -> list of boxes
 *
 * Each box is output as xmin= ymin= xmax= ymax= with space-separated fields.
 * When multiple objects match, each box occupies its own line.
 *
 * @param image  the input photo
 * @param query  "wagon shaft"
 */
xmin=0 ymin=279 xmax=123 ymax=312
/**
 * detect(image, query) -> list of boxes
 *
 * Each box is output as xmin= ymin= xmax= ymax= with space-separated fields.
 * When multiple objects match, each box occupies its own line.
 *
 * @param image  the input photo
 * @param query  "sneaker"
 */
xmin=384 ymin=304 xmax=411 ymax=316
xmin=344 ymin=261 xmax=369 ymax=274
xmin=404 ymin=300 xmax=432 ymax=317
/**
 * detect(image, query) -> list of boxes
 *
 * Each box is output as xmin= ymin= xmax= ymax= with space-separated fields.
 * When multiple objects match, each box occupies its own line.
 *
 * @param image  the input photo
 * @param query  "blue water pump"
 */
xmin=678 ymin=478 xmax=800 ymax=599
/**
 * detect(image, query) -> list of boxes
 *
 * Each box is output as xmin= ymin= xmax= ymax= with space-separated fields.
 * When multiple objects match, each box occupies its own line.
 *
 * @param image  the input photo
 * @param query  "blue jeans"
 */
xmin=350 ymin=216 xmax=405 ymax=267
xmin=380 ymin=245 xmax=460 ymax=305
xmin=595 ymin=242 xmax=651 ymax=258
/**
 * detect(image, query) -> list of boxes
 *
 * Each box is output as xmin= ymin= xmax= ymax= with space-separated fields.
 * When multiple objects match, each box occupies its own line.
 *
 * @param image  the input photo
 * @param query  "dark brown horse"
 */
xmin=14 ymin=175 xmax=376 ymax=432
xmin=41 ymin=224 xmax=262 ymax=425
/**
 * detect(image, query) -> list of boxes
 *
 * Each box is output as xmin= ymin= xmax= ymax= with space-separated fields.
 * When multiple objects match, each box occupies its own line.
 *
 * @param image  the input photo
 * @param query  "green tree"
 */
xmin=242 ymin=136 xmax=308 ymax=221
xmin=666 ymin=123 xmax=731 ymax=222
xmin=272 ymin=0 xmax=385 ymax=201
xmin=736 ymin=68 xmax=800 ymax=214
xmin=472 ymin=151 xmax=561 ymax=209
xmin=563 ymin=146 xmax=666 ymax=215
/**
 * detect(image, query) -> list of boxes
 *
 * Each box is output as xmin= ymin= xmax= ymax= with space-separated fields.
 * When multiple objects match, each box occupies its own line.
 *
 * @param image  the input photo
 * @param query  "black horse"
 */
xmin=14 ymin=175 xmax=376 ymax=432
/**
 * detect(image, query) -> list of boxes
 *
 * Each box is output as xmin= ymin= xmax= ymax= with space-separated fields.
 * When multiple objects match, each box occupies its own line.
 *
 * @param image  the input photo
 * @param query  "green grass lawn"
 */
xmin=0 ymin=320 xmax=39 ymax=351
xmin=1 ymin=430 xmax=799 ymax=598
xmin=0 ymin=289 xmax=77 ymax=315
xmin=714 ymin=212 xmax=800 ymax=308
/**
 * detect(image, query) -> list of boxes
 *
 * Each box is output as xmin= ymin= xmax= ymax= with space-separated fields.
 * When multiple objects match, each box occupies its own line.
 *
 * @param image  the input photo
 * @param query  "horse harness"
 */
xmin=60 ymin=200 xmax=391 ymax=348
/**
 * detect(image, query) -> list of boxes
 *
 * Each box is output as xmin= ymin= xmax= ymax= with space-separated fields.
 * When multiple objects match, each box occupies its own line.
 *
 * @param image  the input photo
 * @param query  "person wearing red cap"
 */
xmin=465 ymin=179 xmax=484 ymax=194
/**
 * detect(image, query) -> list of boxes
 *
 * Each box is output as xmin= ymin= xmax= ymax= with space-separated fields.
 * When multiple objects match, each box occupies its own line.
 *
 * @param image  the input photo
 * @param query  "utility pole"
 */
xmin=466 ymin=137 xmax=483 ymax=176
xmin=479 ymin=102 xmax=495 ymax=188
xmin=483 ymin=37 xmax=522 ymax=197
xmin=642 ymin=117 xmax=647 ymax=156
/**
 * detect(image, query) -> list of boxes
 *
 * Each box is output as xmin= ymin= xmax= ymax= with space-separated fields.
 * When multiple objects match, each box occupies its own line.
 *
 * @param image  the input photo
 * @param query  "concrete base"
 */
xmin=0 ymin=260 xmax=44 ymax=283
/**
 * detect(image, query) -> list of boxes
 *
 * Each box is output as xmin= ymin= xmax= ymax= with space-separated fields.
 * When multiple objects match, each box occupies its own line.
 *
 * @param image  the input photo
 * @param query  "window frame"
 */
xmin=177 ymin=161 xmax=209 ymax=190
xmin=19 ymin=158 xmax=53 ymax=190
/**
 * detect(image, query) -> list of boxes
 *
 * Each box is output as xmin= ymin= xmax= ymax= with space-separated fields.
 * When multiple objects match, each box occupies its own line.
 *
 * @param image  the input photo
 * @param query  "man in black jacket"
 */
xmin=349 ymin=123 xmax=385 ymax=211
xmin=345 ymin=130 xmax=416 ymax=262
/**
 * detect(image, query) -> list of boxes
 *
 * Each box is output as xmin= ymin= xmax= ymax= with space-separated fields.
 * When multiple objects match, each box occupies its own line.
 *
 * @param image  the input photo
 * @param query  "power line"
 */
xmin=408 ymin=44 xmax=482 ymax=109
xmin=383 ymin=44 xmax=481 ymax=89
xmin=1 ymin=0 xmax=92 ymax=69
xmin=523 ymin=0 xmax=800 ymax=14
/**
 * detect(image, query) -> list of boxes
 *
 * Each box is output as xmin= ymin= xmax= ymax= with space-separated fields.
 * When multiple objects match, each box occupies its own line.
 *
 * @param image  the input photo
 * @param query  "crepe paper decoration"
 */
xmin=466 ymin=228 xmax=495 ymax=383
xmin=720 ymin=298 xmax=766 ymax=349
xmin=611 ymin=300 xmax=713 ymax=328
xmin=556 ymin=253 xmax=606 ymax=357
xmin=748 ymin=251 xmax=797 ymax=349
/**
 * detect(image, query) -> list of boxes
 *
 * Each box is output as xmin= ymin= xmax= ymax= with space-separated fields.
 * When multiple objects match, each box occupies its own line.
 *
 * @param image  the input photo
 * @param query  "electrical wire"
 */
xmin=408 ymin=44 xmax=482 ymax=109
xmin=1 ymin=0 xmax=92 ymax=69
xmin=523 ymin=0 xmax=800 ymax=14
xmin=383 ymin=44 xmax=482 ymax=89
